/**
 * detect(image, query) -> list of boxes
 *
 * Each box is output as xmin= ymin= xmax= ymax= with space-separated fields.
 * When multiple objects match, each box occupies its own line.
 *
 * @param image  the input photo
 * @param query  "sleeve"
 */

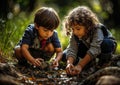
xmin=66 ymin=34 xmax=78 ymax=60
xmin=51 ymin=31 xmax=61 ymax=48
xmin=20 ymin=25 xmax=34 ymax=46
xmin=107 ymin=29 xmax=113 ymax=38
xmin=87 ymin=28 xmax=104 ymax=59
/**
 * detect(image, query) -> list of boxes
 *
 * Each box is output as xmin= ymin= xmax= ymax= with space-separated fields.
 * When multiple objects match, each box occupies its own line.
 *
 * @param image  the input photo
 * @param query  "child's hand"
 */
xmin=70 ymin=65 xmax=82 ymax=76
xmin=52 ymin=59 xmax=59 ymax=67
xmin=66 ymin=63 xmax=74 ymax=75
xmin=32 ymin=58 xmax=44 ymax=67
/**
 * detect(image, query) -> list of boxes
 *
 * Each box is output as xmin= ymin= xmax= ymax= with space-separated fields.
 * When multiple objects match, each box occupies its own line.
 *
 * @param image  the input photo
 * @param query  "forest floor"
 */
xmin=0 ymin=55 xmax=81 ymax=85
xmin=0 ymin=54 xmax=120 ymax=85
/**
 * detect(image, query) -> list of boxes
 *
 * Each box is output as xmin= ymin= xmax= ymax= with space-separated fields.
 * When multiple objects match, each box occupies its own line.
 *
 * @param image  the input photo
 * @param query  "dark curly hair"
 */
xmin=63 ymin=6 xmax=100 ymax=37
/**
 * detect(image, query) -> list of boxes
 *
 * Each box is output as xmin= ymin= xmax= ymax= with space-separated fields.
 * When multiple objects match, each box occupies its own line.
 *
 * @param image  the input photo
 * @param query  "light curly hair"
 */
xmin=63 ymin=6 xmax=100 ymax=36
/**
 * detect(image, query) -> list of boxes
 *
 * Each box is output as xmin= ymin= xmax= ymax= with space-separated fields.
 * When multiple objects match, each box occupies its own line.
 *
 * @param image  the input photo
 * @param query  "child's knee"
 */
xmin=101 ymin=39 xmax=115 ymax=53
xmin=14 ymin=46 xmax=22 ymax=59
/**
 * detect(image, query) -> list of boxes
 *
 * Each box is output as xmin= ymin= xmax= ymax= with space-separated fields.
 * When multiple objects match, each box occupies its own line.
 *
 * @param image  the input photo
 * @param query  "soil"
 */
xmin=0 ymin=54 xmax=120 ymax=85
xmin=0 ymin=57 xmax=79 ymax=85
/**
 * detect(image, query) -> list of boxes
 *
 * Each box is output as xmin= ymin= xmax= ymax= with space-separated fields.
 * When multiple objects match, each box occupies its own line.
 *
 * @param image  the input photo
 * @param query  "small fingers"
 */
xmin=70 ymin=69 xmax=77 ymax=76
xmin=37 ymin=58 xmax=44 ymax=62
xmin=70 ymin=66 xmax=81 ymax=76
xmin=34 ymin=59 xmax=42 ymax=67
xmin=66 ymin=64 xmax=74 ymax=75
xmin=52 ymin=60 xmax=59 ymax=67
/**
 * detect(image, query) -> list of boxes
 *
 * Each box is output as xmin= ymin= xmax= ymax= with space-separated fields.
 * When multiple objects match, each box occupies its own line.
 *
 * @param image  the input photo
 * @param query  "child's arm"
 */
xmin=52 ymin=48 xmax=62 ymax=67
xmin=21 ymin=44 xmax=42 ymax=66
xmin=67 ymin=56 xmax=74 ymax=65
xmin=66 ymin=56 xmax=75 ymax=75
xmin=55 ymin=48 xmax=63 ymax=61
xmin=77 ymin=54 xmax=91 ymax=69
xmin=70 ymin=54 xmax=91 ymax=76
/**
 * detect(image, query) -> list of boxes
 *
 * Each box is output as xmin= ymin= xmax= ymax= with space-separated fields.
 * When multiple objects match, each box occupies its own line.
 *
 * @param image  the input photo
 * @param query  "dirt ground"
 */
xmin=0 ymin=54 xmax=120 ymax=85
xmin=0 ymin=56 xmax=80 ymax=85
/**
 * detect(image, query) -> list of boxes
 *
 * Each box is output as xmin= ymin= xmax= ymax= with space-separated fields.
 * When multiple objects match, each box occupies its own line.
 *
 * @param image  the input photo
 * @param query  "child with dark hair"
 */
xmin=63 ymin=6 xmax=117 ymax=76
xmin=14 ymin=7 xmax=62 ymax=68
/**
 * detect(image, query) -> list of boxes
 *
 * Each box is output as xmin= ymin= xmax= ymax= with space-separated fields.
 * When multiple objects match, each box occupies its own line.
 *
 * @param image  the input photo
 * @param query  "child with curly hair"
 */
xmin=63 ymin=6 xmax=117 ymax=76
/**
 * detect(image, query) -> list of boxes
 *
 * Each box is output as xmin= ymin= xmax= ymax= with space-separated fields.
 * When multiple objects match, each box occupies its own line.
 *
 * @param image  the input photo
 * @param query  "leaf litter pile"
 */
xmin=0 ymin=57 xmax=79 ymax=85
xmin=0 ymin=54 xmax=120 ymax=85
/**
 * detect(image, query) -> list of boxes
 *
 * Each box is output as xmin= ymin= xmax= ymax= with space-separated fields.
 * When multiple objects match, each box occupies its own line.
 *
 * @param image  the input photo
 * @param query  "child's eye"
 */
xmin=43 ymin=29 xmax=48 ymax=31
xmin=72 ymin=26 xmax=81 ymax=30
xmin=50 ymin=29 xmax=54 ymax=32
xmin=74 ymin=27 xmax=80 ymax=30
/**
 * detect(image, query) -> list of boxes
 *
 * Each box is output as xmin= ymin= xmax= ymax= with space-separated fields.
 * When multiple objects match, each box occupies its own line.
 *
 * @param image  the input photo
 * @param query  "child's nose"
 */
xmin=47 ymin=31 xmax=52 ymax=36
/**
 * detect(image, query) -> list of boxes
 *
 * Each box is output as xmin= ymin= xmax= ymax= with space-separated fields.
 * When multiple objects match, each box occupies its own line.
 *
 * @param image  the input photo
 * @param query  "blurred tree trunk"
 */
xmin=27 ymin=0 xmax=36 ymax=12
xmin=0 ymin=0 xmax=9 ymax=19
xmin=100 ymin=0 xmax=120 ymax=27
xmin=0 ymin=0 xmax=36 ymax=19
xmin=110 ymin=0 xmax=120 ymax=27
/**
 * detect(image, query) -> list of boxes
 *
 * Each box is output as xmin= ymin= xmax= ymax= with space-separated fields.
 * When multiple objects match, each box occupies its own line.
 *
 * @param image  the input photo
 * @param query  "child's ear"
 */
xmin=34 ymin=23 xmax=39 ymax=30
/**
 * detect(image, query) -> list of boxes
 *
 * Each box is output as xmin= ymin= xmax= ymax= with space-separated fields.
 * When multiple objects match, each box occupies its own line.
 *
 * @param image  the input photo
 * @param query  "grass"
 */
xmin=111 ymin=29 xmax=120 ymax=54
xmin=0 ymin=11 xmax=120 ymax=60
xmin=0 ymin=12 xmax=32 ymax=59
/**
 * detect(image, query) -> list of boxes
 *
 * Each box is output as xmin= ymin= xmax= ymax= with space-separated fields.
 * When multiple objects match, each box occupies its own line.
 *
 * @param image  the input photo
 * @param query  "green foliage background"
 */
xmin=0 ymin=0 xmax=120 ymax=60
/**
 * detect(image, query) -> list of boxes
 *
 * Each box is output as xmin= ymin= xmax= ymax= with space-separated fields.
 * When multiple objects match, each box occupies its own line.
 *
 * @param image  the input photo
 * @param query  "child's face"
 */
xmin=71 ymin=24 xmax=86 ymax=39
xmin=36 ymin=26 xmax=54 ymax=40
